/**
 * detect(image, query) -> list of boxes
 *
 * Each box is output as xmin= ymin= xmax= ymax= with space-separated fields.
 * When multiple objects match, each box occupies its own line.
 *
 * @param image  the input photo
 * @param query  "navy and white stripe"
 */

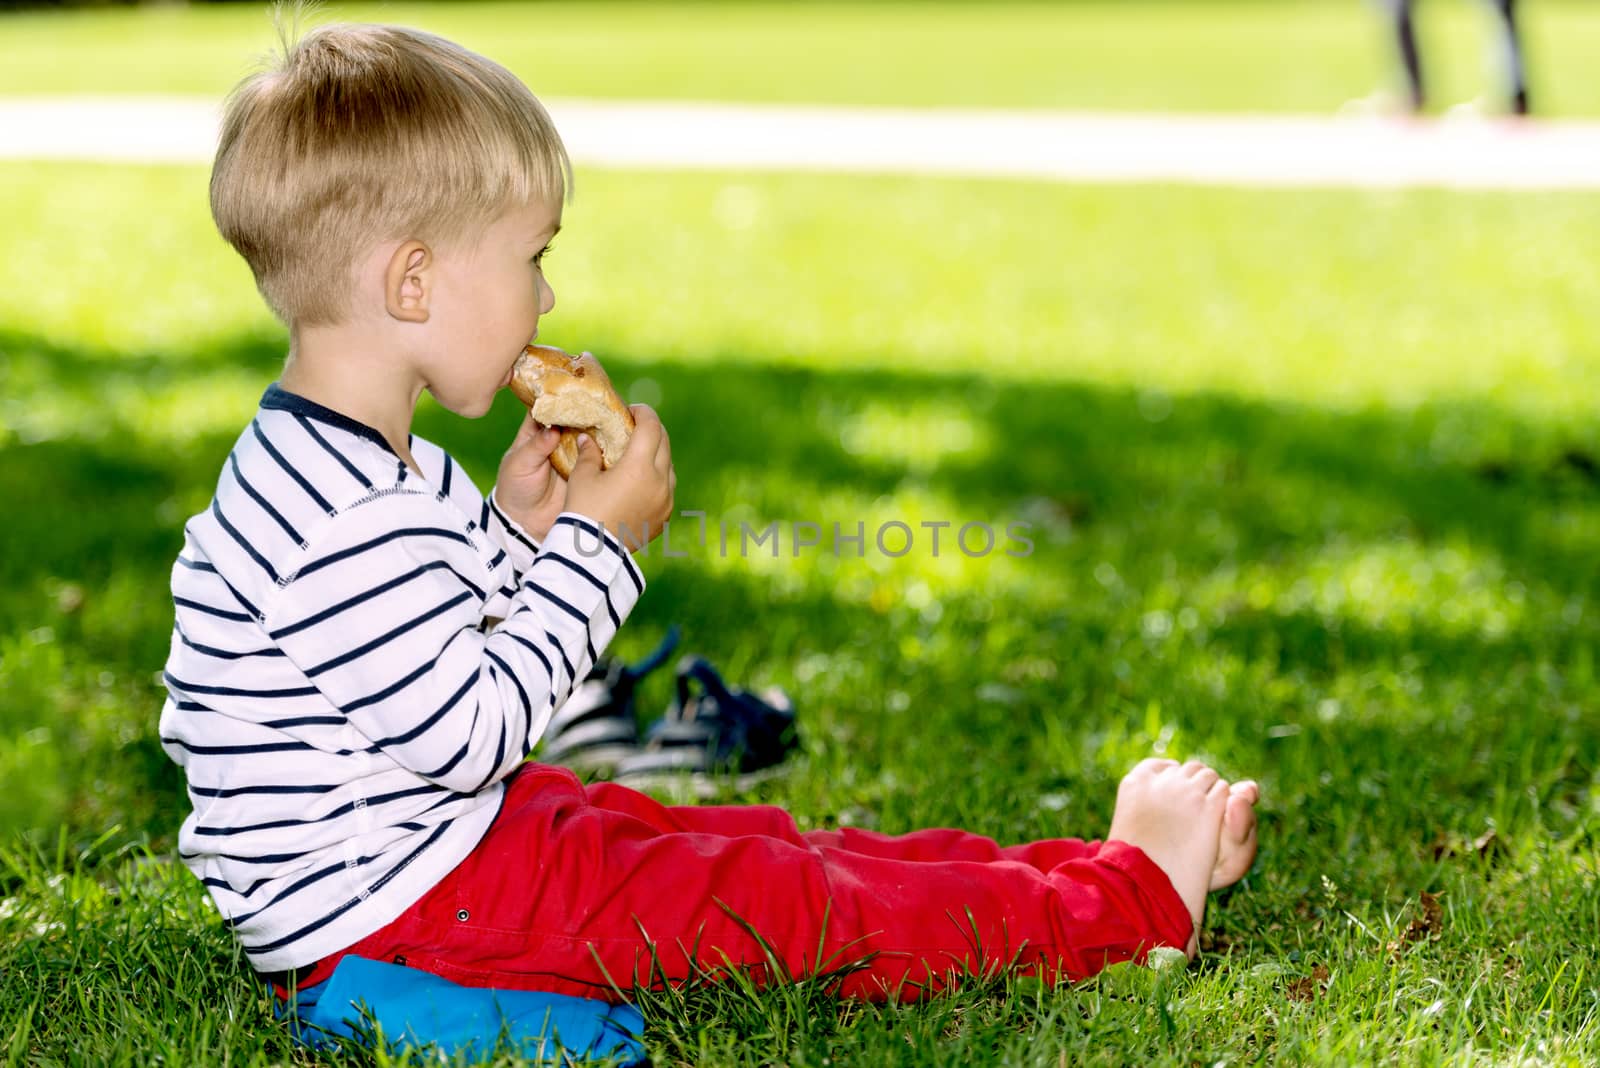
xmin=159 ymin=384 xmax=644 ymax=972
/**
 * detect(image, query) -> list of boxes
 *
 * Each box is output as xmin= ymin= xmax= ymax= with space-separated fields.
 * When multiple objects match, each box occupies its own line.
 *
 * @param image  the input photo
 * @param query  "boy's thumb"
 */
xmin=572 ymin=433 xmax=602 ymax=474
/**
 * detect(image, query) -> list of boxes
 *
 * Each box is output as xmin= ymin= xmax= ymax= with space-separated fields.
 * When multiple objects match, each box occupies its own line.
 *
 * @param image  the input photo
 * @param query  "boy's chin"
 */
xmin=429 ymin=388 xmax=496 ymax=420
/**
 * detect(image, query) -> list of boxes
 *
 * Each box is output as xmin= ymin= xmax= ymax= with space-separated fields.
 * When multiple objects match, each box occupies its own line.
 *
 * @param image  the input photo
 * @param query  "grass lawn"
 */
xmin=4 ymin=0 xmax=1600 ymax=116
xmin=1 ymin=154 xmax=1597 ymax=1063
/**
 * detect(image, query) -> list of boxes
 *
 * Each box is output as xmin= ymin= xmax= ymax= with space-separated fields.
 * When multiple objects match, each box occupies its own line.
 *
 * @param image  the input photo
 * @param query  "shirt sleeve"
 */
xmin=484 ymin=489 xmax=541 ymax=576
xmin=266 ymin=491 xmax=644 ymax=794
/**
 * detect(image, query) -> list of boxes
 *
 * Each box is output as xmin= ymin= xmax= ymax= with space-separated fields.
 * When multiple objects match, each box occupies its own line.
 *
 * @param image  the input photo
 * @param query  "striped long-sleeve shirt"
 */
xmin=158 ymin=384 xmax=644 ymax=972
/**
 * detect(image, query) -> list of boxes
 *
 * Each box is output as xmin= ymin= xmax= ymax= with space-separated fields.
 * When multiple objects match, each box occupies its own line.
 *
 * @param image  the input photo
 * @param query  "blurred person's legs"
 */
xmin=1488 ymin=0 xmax=1530 ymax=115
xmin=1388 ymin=0 xmax=1427 ymax=113
xmin=1386 ymin=0 xmax=1529 ymax=116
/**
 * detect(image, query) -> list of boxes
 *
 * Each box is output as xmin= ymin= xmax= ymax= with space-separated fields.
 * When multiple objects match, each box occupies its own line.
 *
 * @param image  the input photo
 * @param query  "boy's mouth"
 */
xmin=500 ymin=330 xmax=540 ymax=389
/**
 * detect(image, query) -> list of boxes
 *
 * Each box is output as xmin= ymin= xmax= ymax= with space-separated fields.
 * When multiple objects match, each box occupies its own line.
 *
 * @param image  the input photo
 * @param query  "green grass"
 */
xmin=4 ymin=0 xmax=1600 ymax=116
xmin=2 ymin=156 xmax=1597 ymax=1064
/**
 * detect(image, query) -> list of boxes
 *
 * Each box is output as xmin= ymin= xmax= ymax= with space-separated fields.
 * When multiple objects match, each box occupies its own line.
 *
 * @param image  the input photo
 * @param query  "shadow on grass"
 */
xmin=1 ymin=327 xmax=1596 ymax=847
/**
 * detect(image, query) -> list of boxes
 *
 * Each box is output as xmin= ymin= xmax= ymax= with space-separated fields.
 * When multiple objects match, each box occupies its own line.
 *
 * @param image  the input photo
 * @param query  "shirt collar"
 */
xmin=260 ymin=383 xmax=405 ymax=458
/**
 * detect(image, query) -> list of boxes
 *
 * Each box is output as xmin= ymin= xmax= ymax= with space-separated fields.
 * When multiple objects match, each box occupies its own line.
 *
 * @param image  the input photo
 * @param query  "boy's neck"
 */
xmin=281 ymin=323 xmax=423 ymax=471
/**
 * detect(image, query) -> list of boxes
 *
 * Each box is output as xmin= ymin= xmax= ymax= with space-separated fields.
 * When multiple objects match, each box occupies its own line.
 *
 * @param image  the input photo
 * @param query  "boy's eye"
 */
xmin=532 ymin=243 xmax=554 ymax=265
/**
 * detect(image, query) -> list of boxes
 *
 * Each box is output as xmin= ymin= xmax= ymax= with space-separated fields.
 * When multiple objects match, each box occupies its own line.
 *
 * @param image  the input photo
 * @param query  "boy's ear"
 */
xmin=384 ymin=242 xmax=432 ymax=324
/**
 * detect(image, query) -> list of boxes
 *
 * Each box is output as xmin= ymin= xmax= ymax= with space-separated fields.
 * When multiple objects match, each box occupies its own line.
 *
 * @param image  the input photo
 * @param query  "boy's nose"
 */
xmin=539 ymin=279 xmax=556 ymax=315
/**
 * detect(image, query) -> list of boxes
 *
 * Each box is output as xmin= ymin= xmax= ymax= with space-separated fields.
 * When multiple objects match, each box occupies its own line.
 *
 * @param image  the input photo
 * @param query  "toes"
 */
xmin=1201 ymin=783 xmax=1230 ymax=835
xmin=1230 ymin=779 xmax=1260 ymax=804
xmin=1224 ymin=791 xmax=1258 ymax=841
xmin=1129 ymin=757 xmax=1179 ymax=778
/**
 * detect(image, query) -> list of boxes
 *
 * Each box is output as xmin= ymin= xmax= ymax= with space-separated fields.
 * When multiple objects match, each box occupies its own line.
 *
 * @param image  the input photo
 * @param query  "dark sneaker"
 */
xmin=537 ymin=626 xmax=680 ymax=775
xmin=612 ymin=656 xmax=799 ymax=794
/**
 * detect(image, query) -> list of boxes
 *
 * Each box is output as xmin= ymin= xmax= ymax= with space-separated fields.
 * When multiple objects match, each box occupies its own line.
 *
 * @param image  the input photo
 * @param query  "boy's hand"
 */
xmin=494 ymin=414 xmax=569 ymax=542
xmin=564 ymin=404 xmax=675 ymax=553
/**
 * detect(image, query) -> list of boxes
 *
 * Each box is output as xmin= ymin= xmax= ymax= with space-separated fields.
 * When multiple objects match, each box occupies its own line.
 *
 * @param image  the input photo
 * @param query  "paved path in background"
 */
xmin=4 ymin=95 xmax=1600 ymax=189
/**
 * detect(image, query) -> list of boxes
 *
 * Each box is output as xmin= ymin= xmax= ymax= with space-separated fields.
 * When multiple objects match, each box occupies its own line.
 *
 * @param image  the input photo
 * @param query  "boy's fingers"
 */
xmin=571 ymin=432 xmax=603 ymax=477
xmin=629 ymin=404 xmax=663 ymax=439
xmin=625 ymin=405 xmax=670 ymax=471
xmin=511 ymin=413 xmax=541 ymax=445
xmin=507 ymin=417 xmax=556 ymax=457
xmin=622 ymin=407 xmax=664 ymax=465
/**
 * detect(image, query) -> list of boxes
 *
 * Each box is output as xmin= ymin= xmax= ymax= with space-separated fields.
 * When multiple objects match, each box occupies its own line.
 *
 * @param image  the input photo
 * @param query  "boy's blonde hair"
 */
xmin=210 ymin=12 xmax=571 ymax=328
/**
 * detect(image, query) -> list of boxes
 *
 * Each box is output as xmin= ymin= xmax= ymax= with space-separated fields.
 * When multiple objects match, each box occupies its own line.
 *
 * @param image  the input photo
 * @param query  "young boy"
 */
xmin=160 ymin=18 xmax=1260 ymax=1005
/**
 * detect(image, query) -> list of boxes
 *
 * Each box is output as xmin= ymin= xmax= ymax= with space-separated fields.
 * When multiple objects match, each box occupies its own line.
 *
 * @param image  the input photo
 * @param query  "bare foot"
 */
xmin=1211 ymin=780 xmax=1260 ymax=891
xmin=1106 ymin=758 xmax=1229 ymax=958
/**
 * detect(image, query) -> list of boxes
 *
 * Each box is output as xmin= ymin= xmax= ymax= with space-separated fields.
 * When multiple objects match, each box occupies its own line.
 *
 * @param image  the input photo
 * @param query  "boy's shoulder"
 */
xmin=179 ymin=386 xmax=487 ymax=614
xmin=238 ymin=384 xmax=428 ymax=522
xmin=247 ymin=384 xmax=482 ymax=510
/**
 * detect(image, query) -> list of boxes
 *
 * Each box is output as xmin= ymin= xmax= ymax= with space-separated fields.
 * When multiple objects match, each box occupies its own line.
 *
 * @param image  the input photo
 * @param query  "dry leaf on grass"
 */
xmin=1406 ymin=891 xmax=1444 ymax=941
xmin=1429 ymin=829 xmax=1506 ymax=864
xmin=1285 ymin=964 xmax=1331 ymax=1002
xmin=55 ymin=583 xmax=85 ymax=614
xmin=1387 ymin=891 xmax=1445 ymax=957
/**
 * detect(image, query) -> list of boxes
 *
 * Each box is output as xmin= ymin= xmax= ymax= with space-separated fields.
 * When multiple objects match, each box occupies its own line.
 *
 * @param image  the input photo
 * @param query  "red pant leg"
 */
xmin=610 ymin=787 xmax=1101 ymax=871
xmin=336 ymin=765 xmax=1190 ymax=1001
xmin=803 ymin=826 xmax=1102 ymax=871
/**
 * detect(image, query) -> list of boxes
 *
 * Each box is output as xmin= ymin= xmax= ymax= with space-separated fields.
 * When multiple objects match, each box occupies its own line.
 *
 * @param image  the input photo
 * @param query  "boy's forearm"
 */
xmin=268 ymin=497 xmax=642 ymax=793
xmin=484 ymin=513 xmax=645 ymax=758
xmin=484 ymin=490 xmax=540 ymax=574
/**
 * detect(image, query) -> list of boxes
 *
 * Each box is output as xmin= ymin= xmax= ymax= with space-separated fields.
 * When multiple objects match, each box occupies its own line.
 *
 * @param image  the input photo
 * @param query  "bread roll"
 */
xmin=508 ymin=344 xmax=634 ymax=479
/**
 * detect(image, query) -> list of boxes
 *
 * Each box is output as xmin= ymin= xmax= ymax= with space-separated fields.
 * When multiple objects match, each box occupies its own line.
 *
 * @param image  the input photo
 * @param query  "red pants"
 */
xmin=283 ymin=764 xmax=1192 ymax=1002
